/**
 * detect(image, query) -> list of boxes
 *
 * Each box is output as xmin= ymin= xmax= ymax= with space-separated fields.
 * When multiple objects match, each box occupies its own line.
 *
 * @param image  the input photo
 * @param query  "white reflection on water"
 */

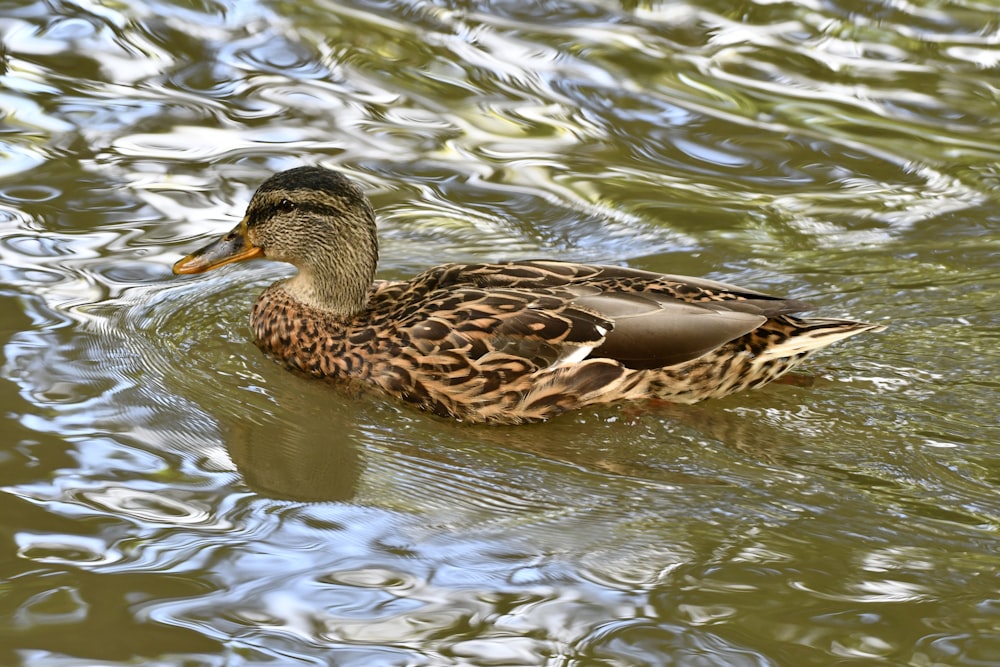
xmin=1 ymin=0 xmax=999 ymax=664
xmin=16 ymin=532 xmax=122 ymax=567
xmin=79 ymin=486 xmax=218 ymax=526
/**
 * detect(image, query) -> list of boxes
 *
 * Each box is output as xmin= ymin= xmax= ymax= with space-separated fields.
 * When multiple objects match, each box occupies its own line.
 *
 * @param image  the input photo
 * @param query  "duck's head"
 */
xmin=173 ymin=166 xmax=379 ymax=315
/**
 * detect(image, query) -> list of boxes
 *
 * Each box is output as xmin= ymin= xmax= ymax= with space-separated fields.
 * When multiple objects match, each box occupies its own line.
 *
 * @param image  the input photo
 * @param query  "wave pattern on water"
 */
xmin=1 ymin=0 xmax=998 ymax=664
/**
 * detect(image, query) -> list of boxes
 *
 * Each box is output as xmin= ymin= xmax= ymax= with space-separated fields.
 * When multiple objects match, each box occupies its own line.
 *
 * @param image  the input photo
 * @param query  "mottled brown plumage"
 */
xmin=173 ymin=166 xmax=885 ymax=424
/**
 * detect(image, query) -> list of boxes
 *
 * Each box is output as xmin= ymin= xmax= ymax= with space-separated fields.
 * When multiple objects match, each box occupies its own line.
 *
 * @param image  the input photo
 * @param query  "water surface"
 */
xmin=1 ymin=0 xmax=999 ymax=665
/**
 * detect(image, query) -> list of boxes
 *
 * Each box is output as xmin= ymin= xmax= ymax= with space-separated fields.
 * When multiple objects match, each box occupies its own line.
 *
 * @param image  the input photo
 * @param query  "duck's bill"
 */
xmin=173 ymin=222 xmax=263 ymax=275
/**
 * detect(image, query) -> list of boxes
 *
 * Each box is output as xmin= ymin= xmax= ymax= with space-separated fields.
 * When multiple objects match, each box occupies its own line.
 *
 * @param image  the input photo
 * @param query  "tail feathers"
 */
xmin=755 ymin=318 xmax=886 ymax=361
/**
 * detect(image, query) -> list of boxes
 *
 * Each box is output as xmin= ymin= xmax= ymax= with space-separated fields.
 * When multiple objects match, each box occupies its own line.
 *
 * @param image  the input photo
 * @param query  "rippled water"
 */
xmin=2 ymin=0 xmax=999 ymax=664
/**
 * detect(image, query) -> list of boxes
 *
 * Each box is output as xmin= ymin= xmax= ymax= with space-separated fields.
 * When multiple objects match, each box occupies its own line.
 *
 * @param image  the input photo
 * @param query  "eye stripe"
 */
xmin=246 ymin=197 xmax=346 ymax=228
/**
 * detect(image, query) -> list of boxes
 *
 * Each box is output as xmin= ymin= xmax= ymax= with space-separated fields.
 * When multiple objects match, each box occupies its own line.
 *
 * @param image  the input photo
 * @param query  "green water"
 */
xmin=1 ymin=0 xmax=998 ymax=664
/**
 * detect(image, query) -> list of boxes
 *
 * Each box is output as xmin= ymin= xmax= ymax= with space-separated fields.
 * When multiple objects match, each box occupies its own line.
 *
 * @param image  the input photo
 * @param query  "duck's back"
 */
xmin=248 ymin=261 xmax=883 ymax=423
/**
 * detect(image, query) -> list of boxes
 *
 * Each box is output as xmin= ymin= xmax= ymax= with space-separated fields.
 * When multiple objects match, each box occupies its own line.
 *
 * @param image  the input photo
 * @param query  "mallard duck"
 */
xmin=173 ymin=166 xmax=885 ymax=424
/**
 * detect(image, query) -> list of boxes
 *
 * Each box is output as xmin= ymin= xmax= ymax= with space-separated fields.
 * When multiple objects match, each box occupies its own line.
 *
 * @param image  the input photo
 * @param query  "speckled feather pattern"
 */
xmin=250 ymin=259 xmax=880 ymax=424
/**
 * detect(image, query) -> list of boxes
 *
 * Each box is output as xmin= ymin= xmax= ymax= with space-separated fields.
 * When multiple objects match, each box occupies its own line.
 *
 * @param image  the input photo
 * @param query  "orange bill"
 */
xmin=173 ymin=220 xmax=263 ymax=275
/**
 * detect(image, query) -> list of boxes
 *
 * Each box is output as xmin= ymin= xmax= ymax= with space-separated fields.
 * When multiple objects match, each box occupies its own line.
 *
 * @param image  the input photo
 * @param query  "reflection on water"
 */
xmin=2 ymin=0 xmax=999 ymax=664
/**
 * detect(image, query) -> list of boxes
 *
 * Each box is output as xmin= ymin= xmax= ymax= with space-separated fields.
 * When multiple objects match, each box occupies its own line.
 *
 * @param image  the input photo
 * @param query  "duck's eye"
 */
xmin=277 ymin=198 xmax=296 ymax=213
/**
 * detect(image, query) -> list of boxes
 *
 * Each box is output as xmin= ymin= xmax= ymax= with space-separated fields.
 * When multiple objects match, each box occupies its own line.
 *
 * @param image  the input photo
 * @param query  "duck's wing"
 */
xmin=424 ymin=260 xmax=811 ymax=315
xmin=400 ymin=260 xmax=809 ymax=370
xmin=402 ymin=287 xmax=614 ymax=371
xmin=571 ymin=290 xmax=768 ymax=368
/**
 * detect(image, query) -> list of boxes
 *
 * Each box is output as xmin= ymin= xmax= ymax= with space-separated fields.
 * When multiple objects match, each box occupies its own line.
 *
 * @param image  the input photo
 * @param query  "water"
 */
xmin=2 ymin=0 xmax=999 ymax=664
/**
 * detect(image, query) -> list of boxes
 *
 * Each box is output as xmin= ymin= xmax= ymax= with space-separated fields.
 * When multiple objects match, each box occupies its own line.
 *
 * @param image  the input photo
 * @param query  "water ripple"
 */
xmin=1 ymin=0 xmax=999 ymax=663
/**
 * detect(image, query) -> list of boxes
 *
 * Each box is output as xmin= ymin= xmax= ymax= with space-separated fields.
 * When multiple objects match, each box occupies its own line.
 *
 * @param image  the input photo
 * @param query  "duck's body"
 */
xmin=174 ymin=166 xmax=884 ymax=424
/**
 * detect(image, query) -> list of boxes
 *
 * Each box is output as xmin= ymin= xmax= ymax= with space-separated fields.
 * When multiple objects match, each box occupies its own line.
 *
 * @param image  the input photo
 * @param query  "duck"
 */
xmin=173 ymin=166 xmax=885 ymax=424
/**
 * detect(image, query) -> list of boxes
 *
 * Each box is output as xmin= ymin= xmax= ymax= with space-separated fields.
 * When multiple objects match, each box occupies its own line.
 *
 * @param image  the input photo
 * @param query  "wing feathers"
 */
xmin=402 ymin=261 xmax=835 ymax=373
xmin=578 ymin=295 xmax=767 ymax=368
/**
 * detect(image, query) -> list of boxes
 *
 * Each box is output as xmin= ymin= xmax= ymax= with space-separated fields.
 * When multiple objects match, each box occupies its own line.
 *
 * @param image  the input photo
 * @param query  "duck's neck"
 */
xmin=282 ymin=236 xmax=378 ymax=317
xmin=280 ymin=268 xmax=370 ymax=316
